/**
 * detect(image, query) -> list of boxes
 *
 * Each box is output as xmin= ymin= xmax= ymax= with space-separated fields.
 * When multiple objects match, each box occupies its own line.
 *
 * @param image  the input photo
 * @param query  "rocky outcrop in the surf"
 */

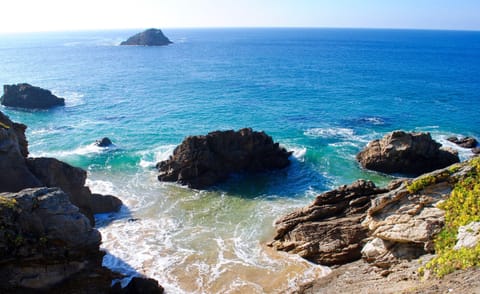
xmin=269 ymin=180 xmax=388 ymax=266
xmin=356 ymin=131 xmax=459 ymax=176
xmin=271 ymin=158 xmax=475 ymax=270
xmin=157 ymin=128 xmax=292 ymax=189
xmin=0 ymin=110 xmax=122 ymax=225
xmin=0 ymin=187 xmax=164 ymax=293
xmin=120 ymin=28 xmax=172 ymax=46
xmin=95 ymin=137 xmax=114 ymax=147
xmin=447 ymin=136 xmax=478 ymax=149
xmin=1 ymin=83 xmax=65 ymax=109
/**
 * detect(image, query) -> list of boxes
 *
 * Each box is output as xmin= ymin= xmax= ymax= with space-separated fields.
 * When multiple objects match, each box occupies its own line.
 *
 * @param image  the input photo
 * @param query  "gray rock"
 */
xmin=454 ymin=222 xmax=480 ymax=250
xmin=1 ymin=83 xmax=65 ymax=109
xmin=121 ymin=29 xmax=172 ymax=46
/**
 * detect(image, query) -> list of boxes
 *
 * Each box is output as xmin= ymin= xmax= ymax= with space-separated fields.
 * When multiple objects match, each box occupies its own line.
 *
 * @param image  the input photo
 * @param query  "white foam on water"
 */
xmin=138 ymin=145 xmax=176 ymax=168
xmin=304 ymin=127 xmax=355 ymax=139
xmin=436 ymin=134 xmax=475 ymax=161
xmin=288 ymin=146 xmax=307 ymax=161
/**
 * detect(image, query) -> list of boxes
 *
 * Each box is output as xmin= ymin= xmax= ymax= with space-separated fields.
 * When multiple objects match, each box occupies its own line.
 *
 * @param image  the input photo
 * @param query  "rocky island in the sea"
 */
xmin=120 ymin=28 xmax=172 ymax=46
xmin=156 ymin=128 xmax=292 ymax=189
xmin=270 ymin=131 xmax=480 ymax=293
xmin=1 ymin=83 xmax=65 ymax=109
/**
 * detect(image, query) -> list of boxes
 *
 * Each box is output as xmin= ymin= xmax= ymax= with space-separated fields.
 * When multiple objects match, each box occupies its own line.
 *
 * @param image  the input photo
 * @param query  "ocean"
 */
xmin=0 ymin=28 xmax=479 ymax=293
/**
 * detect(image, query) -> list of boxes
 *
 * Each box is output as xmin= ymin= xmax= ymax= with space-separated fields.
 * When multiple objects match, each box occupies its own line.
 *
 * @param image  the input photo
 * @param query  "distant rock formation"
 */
xmin=1 ymin=83 xmax=65 ymax=109
xmin=447 ymin=136 xmax=478 ymax=149
xmin=121 ymin=29 xmax=172 ymax=46
xmin=0 ymin=110 xmax=122 ymax=225
xmin=356 ymin=131 xmax=459 ymax=176
xmin=157 ymin=128 xmax=292 ymax=189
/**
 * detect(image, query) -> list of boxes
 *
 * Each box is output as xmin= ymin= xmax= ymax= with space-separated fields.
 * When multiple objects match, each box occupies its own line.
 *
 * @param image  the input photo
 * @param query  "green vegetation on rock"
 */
xmin=420 ymin=157 xmax=480 ymax=277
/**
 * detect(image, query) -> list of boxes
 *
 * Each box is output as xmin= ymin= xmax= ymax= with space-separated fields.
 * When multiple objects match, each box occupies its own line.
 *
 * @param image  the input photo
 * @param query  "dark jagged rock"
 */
xmin=95 ymin=137 xmax=113 ymax=147
xmin=356 ymin=131 xmax=459 ymax=176
xmin=121 ymin=29 xmax=172 ymax=46
xmin=269 ymin=180 xmax=388 ymax=266
xmin=1 ymin=83 xmax=65 ymax=109
xmin=447 ymin=136 xmax=478 ymax=149
xmin=0 ymin=188 xmax=102 ymax=291
xmin=157 ymin=128 xmax=292 ymax=189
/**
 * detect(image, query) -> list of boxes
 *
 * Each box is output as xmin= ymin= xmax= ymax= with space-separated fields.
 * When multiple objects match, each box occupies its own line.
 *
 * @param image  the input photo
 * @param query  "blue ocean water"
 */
xmin=1 ymin=28 xmax=479 ymax=292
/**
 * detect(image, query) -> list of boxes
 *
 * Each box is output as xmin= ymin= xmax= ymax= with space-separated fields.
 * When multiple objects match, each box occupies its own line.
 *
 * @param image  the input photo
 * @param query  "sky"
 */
xmin=0 ymin=0 xmax=479 ymax=33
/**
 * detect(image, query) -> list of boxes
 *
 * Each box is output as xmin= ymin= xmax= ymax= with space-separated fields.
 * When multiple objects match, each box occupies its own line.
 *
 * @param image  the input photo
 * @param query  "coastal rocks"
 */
xmin=269 ymin=180 xmax=387 ymax=266
xmin=454 ymin=222 xmax=480 ymax=250
xmin=26 ymin=157 xmax=123 ymax=222
xmin=157 ymin=128 xmax=292 ymax=189
xmin=356 ymin=131 xmax=459 ymax=176
xmin=0 ymin=188 xmax=102 ymax=290
xmin=447 ymin=136 xmax=478 ymax=149
xmin=95 ymin=137 xmax=113 ymax=147
xmin=121 ymin=29 xmax=172 ymax=46
xmin=1 ymin=83 xmax=65 ymax=109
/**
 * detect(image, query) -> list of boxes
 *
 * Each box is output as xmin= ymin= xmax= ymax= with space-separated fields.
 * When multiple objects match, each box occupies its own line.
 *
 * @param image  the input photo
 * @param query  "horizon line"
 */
xmin=1 ymin=25 xmax=479 ymax=35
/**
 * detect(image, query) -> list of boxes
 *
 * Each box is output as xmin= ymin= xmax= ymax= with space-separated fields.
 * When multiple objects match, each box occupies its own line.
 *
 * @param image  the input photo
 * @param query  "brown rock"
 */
xmin=1 ymin=83 xmax=65 ymax=109
xmin=447 ymin=136 xmax=478 ymax=148
xmin=356 ymin=131 xmax=459 ymax=176
xmin=269 ymin=180 xmax=387 ymax=266
xmin=157 ymin=128 xmax=292 ymax=189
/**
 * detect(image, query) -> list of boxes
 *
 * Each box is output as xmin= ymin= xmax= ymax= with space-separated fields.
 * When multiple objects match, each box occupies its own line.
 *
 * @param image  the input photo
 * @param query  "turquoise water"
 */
xmin=1 ymin=28 xmax=479 ymax=292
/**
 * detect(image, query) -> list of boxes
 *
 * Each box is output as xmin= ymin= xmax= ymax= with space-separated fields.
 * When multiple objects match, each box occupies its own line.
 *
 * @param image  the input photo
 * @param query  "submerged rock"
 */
xmin=157 ymin=128 xmax=292 ymax=189
xmin=1 ymin=83 xmax=65 ymax=109
xmin=121 ymin=29 xmax=172 ymax=46
xmin=356 ymin=131 xmax=459 ymax=176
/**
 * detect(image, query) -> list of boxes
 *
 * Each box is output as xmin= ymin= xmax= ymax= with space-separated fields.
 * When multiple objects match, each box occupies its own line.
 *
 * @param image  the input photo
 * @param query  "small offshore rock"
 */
xmin=95 ymin=137 xmax=113 ymax=147
xmin=357 ymin=131 xmax=459 ymax=176
xmin=1 ymin=83 xmax=65 ymax=109
xmin=121 ymin=28 xmax=172 ymax=46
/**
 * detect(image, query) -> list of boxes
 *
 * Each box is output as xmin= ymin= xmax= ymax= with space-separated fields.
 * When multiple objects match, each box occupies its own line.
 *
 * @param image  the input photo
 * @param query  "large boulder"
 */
xmin=157 ymin=128 xmax=292 ymax=189
xmin=121 ymin=29 xmax=172 ymax=46
xmin=269 ymin=180 xmax=387 ymax=266
xmin=356 ymin=131 xmax=459 ymax=176
xmin=0 ymin=188 xmax=102 ymax=290
xmin=1 ymin=83 xmax=65 ymax=109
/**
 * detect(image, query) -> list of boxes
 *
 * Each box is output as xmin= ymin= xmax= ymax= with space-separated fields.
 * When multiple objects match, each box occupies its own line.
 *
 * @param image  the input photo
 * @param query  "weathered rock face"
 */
xmin=271 ymin=159 xmax=474 ymax=269
xmin=447 ymin=136 xmax=478 ymax=149
xmin=269 ymin=180 xmax=387 ymax=266
xmin=357 ymin=131 xmax=459 ymax=176
xmin=26 ymin=157 xmax=122 ymax=222
xmin=0 ymin=188 xmax=102 ymax=290
xmin=0 ymin=112 xmax=42 ymax=192
xmin=121 ymin=29 xmax=172 ymax=46
xmin=0 ymin=110 xmax=122 ymax=225
xmin=157 ymin=128 xmax=292 ymax=189
xmin=1 ymin=83 xmax=65 ymax=109
xmin=454 ymin=222 xmax=480 ymax=250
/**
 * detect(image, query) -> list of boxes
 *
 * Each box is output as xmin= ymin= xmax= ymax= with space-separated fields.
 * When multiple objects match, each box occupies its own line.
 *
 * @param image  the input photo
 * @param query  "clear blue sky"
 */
xmin=1 ymin=0 xmax=479 ymax=33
